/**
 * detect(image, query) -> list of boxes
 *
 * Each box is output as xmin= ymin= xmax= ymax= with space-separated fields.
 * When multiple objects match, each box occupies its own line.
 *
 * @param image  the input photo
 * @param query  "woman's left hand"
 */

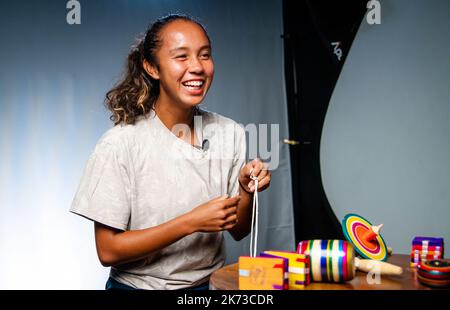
xmin=239 ymin=158 xmax=271 ymax=193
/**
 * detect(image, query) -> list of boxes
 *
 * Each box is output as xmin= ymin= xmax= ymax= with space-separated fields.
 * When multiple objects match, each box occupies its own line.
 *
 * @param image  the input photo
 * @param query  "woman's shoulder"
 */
xmin=95 ymin=117 xmax=147 ymax=151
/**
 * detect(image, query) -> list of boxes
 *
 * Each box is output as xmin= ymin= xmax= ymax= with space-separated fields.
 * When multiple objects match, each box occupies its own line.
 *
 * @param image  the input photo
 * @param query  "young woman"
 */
xmin=70 ymin=14 xmax=271 ymax=290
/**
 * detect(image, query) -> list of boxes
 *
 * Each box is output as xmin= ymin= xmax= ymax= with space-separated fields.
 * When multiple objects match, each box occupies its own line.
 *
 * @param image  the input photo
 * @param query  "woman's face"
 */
xmin=148 ymin=20 xmax=214 ymax=109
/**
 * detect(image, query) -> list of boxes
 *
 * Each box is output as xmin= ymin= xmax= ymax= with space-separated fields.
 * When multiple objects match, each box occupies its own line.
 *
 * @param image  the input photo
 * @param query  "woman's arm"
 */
xmin=95 ymin=195 xmax=240 ymax=267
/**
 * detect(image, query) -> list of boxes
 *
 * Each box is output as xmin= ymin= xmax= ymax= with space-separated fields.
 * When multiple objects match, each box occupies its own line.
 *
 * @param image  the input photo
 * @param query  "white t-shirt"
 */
xmin=70 ymin=108 xmax=246 ymax=289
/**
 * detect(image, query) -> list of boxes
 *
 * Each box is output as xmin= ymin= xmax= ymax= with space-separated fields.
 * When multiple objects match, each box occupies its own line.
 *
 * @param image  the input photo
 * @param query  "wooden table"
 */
xmin=210 ymin=254 xmax=443 ymax=290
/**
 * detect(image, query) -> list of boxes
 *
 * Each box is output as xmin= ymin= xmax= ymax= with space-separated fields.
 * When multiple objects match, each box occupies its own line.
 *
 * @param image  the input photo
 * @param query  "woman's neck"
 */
xmin=153 ymin=98 xmax=199 ymax=145
xmin=154 ymin=99 xmax=195 ymax=130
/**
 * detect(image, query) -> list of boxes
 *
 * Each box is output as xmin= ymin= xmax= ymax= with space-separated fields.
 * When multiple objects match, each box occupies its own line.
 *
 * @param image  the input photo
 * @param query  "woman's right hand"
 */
xmin=187 ymin=194 xmax=241 ymax=233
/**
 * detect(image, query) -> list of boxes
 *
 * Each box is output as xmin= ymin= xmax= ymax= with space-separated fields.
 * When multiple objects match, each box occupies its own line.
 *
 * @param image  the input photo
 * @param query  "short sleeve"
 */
xmin=70 ymin=141 xmax=132 ymax=231
xmin=227 ymin=124 xmax=247 ymax=197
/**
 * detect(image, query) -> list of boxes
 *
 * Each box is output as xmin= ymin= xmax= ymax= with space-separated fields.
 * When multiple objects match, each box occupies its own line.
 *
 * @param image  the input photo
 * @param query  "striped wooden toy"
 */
xmin=297 ymin=239 xmax=355 ymax=282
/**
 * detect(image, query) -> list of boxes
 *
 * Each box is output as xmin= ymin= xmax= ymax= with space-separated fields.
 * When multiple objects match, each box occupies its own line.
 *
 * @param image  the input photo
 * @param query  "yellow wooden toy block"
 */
xmin=238 ymin=256 xmax=287 ymax=290
xmin=262 ymin=251 xmax=311 ymax=289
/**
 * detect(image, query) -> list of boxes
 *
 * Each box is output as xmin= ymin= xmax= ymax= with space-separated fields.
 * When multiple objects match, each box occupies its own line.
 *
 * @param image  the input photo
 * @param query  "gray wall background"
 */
xmin=321 ymin=0 xmax=450 ymax=254
xmin=0 ymin=0 xmax=295 ymax=289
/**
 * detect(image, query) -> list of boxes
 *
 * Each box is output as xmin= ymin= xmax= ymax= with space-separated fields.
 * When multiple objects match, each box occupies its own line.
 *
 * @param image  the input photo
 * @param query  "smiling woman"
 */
xmin=143 ymin=19 xmax=214 ymax=119
xmin=69 ymin=14 xmax=271 ymax=290
xmin=104 ymin=15 xmax=213 ymax=126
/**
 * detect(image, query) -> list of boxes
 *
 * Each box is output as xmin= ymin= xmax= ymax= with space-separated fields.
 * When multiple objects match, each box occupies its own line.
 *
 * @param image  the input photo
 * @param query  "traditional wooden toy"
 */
xmin=342 ymin=213 xmax=388 ymax=261
xmin=239 ymin=175 xmax=290 ymax=290
xmin=261 ymin=251 xmax=310 ymax=289
xmin=297 ymin=239 xmax=403 ymax=282
xmin=238 ymin=256 xmax=288 ymax=290
xmin=239 ymin=174 xmax=289 ymax=290
xmin=297 ymin=239 xmax=355 ymax=282
xmin=410 ymin=236 xmax=444 ymax=267
xmin=416 ymin=259 xmax=450 ymax=288
xmin=413 ymin=236 xmax=444 ymax=247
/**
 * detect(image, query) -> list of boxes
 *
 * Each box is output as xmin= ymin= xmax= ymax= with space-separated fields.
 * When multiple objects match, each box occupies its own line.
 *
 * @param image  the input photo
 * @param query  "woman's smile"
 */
xmin=181 ymin=79 xmax=205 ymax=95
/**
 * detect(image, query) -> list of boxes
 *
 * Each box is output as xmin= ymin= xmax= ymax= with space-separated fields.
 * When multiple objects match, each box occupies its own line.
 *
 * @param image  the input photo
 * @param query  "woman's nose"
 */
xmin=188 ymin=57 xmax=204 ymax=73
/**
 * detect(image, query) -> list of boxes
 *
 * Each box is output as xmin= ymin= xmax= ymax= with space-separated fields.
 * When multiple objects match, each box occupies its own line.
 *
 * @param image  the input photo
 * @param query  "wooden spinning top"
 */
xmin=342 ymin=213 xmax=388 ymax=261
xmin=417 ymin=259 xmax=450 ymax=288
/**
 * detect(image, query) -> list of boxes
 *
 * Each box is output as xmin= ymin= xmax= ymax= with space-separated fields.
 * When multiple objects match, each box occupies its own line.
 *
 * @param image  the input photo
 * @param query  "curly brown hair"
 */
xmin=105 ymin=14 xmax=210 ymax=125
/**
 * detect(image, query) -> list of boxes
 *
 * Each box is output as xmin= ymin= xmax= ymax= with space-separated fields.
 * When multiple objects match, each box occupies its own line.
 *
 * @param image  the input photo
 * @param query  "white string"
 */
xmin=249 ymin=170 xmax=259 ymax=257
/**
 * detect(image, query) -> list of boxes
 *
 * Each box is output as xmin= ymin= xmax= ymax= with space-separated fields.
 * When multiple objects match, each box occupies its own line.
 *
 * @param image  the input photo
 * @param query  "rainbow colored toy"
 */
xmin=342 ymin=213 xmax=388 ymax=261
xmin=297 ymin=239 xmax=355 ymax=282
xmin=410 ymin=236 xmax=444 ymax=267
xmin=261 ymin=251 xmax=310 ymax=289
xmin=417 ymin=259 xmax=450 ymax=288
xmin=238 ymin=256 xmax=287 ymax=290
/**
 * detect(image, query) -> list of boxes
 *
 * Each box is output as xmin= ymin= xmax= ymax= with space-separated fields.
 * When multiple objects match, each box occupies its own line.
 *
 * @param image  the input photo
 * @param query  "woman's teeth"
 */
xmin=183 ymin=81 xmax=204 ymax=88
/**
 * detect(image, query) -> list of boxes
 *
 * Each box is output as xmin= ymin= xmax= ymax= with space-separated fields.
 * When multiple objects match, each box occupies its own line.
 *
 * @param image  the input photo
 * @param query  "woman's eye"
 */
xmin=200 ymin=53 xmax=210 ymax=59
xmin=176 ymin=54 xmax=187 ymax=59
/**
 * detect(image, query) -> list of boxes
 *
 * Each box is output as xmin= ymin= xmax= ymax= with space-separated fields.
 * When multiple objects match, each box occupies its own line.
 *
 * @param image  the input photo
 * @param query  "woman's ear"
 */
xmin=143 ymin=60 xmax=160 ymax=80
